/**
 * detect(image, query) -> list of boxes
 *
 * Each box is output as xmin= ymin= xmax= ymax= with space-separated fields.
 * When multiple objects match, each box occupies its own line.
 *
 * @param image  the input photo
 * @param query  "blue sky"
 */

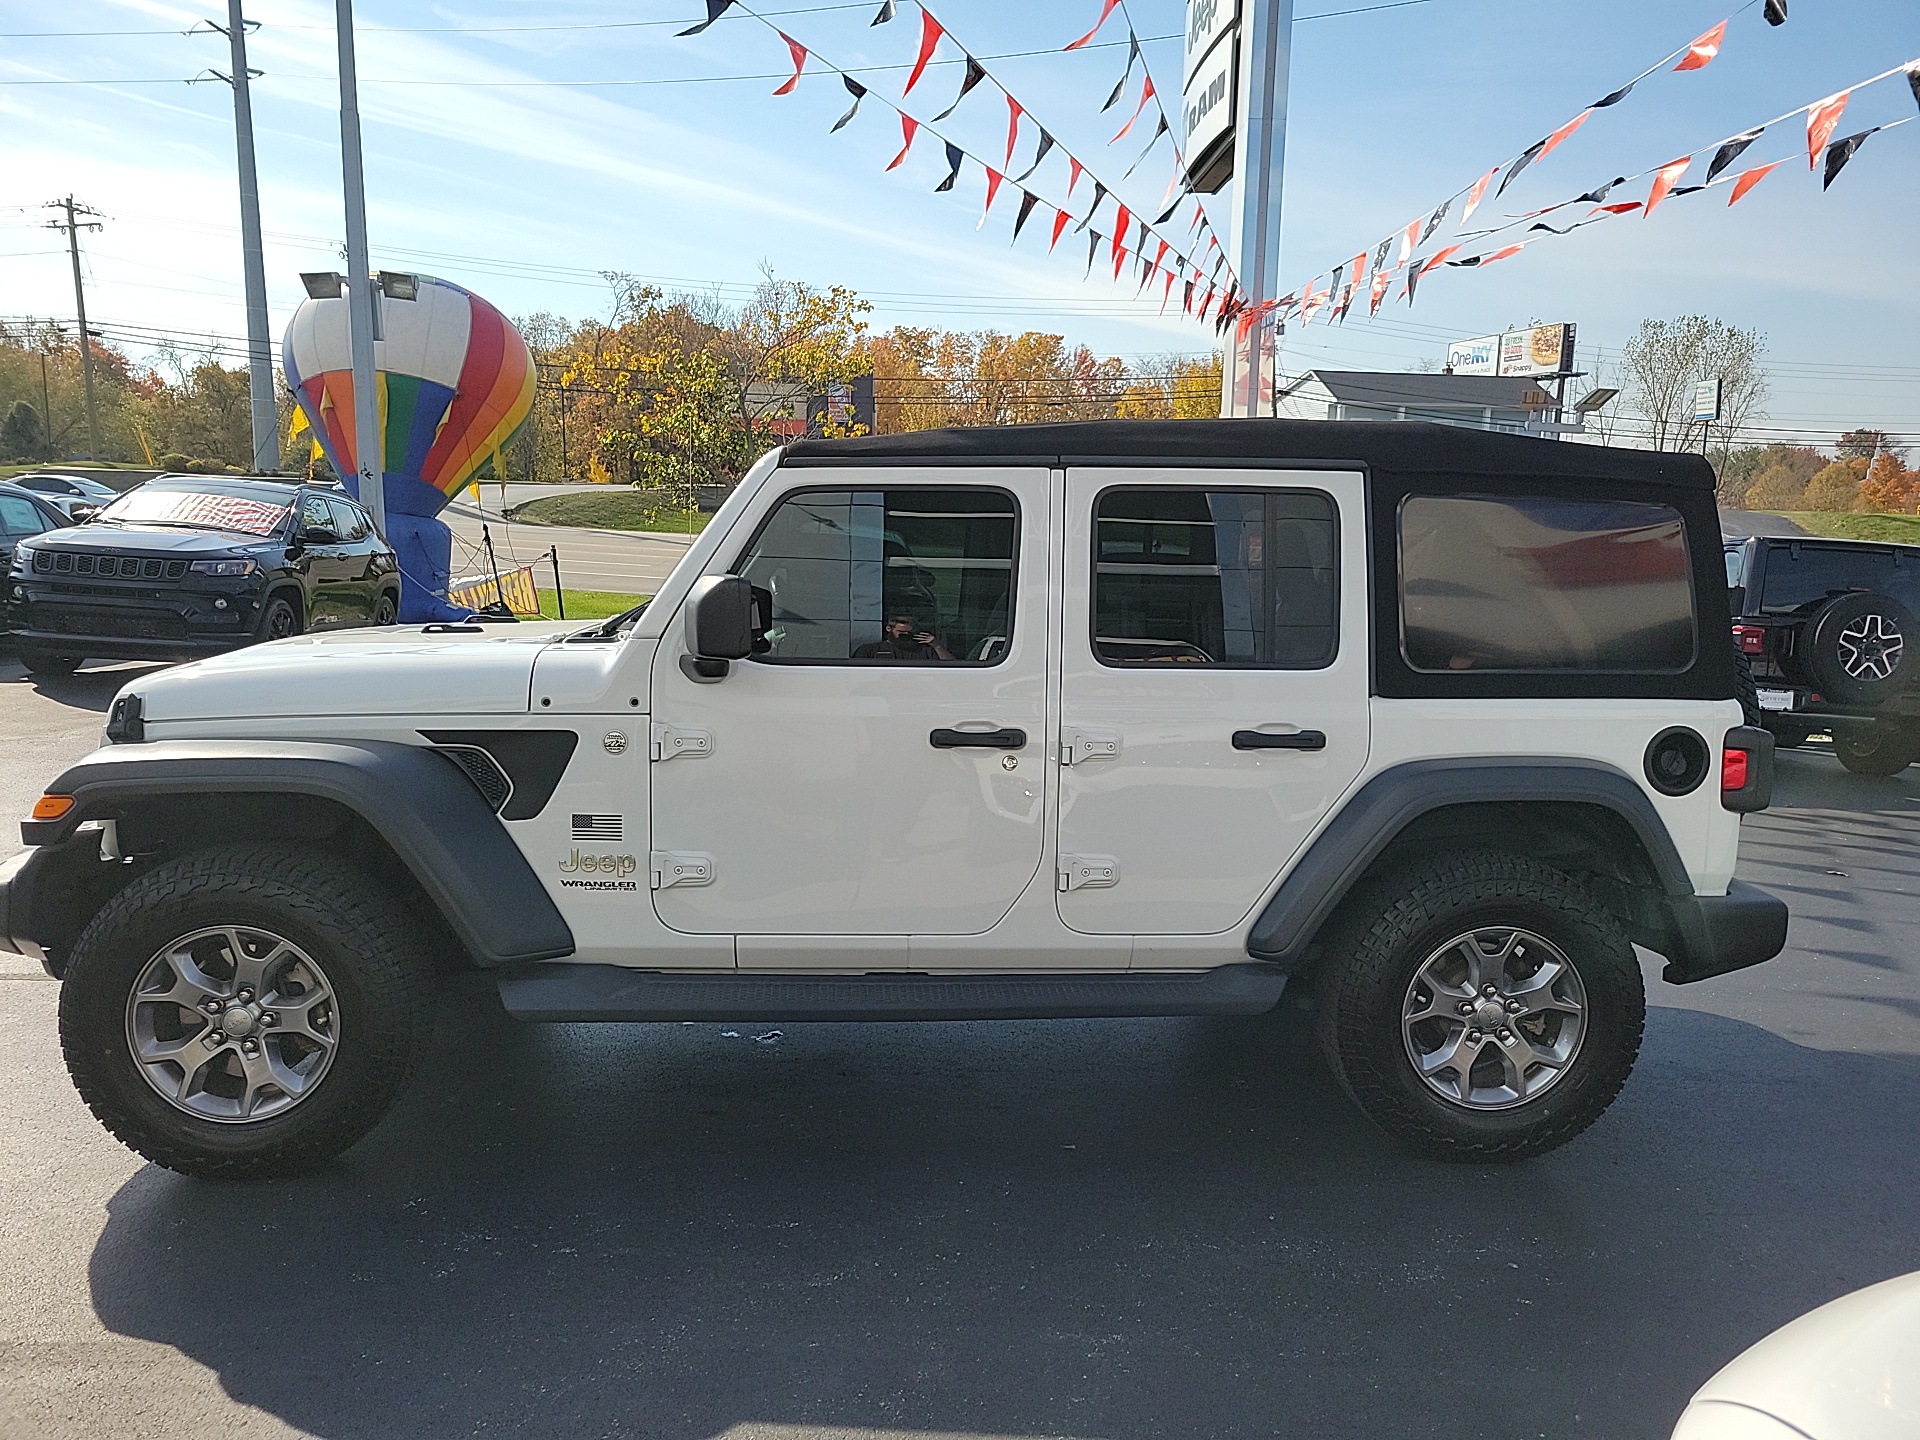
xmin=1 ymin=0 xmax=1915 ymax=444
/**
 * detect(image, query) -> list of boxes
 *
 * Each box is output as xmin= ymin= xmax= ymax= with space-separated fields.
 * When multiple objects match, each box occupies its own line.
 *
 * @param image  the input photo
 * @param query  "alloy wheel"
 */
xmin=1837 ymin=613 xmax=1903 ymax=682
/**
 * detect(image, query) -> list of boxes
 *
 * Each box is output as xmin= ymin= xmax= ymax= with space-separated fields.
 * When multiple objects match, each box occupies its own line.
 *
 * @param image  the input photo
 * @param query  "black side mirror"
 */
xmin=681 ymin=575 xmax=766 ymax=682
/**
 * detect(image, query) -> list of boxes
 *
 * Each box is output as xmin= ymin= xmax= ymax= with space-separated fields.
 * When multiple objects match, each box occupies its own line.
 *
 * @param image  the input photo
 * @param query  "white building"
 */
xmin=1272 ymin=370 xmax=1559 ymax=435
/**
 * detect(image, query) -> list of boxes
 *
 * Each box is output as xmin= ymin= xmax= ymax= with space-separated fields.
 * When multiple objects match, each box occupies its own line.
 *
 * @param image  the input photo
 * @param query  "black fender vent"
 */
xmin=418 ymin=730 xmax=578 ymax=820
xmin=432 ymin=744 xmax=513 ymax=813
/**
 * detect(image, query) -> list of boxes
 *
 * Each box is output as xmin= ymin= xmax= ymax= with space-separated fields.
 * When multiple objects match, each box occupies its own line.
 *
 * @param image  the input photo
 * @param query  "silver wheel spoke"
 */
xmin=264 ymin=991 xmax=334 ymax=1046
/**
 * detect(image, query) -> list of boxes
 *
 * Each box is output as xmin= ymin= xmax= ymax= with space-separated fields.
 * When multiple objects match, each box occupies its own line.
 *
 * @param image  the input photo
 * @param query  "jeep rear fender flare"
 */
xmin=1245 ymin=757 xmax=1692 ymax=970
xmin=24 ymin=739 xmax=574 ymax=967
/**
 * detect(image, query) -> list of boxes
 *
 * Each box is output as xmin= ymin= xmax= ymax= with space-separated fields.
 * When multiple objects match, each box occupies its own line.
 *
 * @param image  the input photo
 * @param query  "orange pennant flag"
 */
xmin=1728 ymin=160 xmax=1784 ymax=205
xmin=772 ymin=32 xmax=807 ymax=95
xmin=1644 ymin=156 xmax=1692 ymax=216
xmin=1417 ymin=243 xmax=1463 ymax=276
xmin=1537 ymin=109 xmax=1592 ymax=162
xmin=1673 ymin=20 xmax=1727 ymax=72
xmin=1461 ymin=167 xmax=1498 ymax=223
xmin=1064 ymin=0 xmax=1122 ymax=51
xmin=1807 ymin=91 xmax=1850 ymax=168
xmin=886 ymin=114 xmax=920 ymax=170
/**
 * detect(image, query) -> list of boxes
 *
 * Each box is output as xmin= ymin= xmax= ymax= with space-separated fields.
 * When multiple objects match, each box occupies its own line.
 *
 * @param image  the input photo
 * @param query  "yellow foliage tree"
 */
xmin=1800 ymin=459 xmax=1867 ymax=511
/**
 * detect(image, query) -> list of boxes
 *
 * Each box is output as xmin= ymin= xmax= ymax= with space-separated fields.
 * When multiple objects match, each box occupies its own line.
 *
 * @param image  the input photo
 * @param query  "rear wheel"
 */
xmin=371 ymin=590 xmax=398 ymax=626
xmin=1834 ymin=721 xmax=1920 ymax=777
xmin=1316 ymin=850 xmax=1645 ymax=1161
xmin=59 ymin=846 xmax=433 ymax=1177
xmin=17 ymin=646 xmax=83 ymax=675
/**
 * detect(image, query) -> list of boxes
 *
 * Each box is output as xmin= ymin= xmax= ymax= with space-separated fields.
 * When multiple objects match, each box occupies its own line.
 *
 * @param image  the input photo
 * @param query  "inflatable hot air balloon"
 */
xmin=282 ymin=274 xmax=536 ymax=622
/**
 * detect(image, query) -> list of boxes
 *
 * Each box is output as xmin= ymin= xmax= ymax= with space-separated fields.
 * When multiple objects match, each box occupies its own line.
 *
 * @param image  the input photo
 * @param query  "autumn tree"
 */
xmin=1836 ymin=428 xmax=1897 ymax=463
xmin=1116 ymin=355 xmax=1223 ymax=418
xmin=1859 ymin=453 xmax=1920 ymax=514
xmin=0 ymin=401 xmax=48 ymax=461
xmin=1802 ymin=459 xmax=1868 ymax=511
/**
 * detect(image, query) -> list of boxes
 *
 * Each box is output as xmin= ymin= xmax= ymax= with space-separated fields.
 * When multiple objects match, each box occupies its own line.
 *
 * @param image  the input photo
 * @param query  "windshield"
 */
xmin=97 ymin=487 xmax=290 ymax=538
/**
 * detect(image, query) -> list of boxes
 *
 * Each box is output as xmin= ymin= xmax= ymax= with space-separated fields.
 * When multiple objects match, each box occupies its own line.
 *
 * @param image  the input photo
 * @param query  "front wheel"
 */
xmin=18 ymin=646 xmax=84 ymax=675
xmin=1316 ymin=850 xmax=1645 ymax=1161
xmin=1834 ymin=721 xmax=1919 ymax=777
xmin=59 ymin=846 xmax=433 ymax=1177
xmin=253 ymin=592 xmax=302 ymax=643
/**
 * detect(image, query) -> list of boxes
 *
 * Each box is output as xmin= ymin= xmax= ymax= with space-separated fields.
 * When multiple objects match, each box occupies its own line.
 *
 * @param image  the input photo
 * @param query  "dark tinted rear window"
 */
xmin=1758 ymin=543 xmax=1920 ymax=615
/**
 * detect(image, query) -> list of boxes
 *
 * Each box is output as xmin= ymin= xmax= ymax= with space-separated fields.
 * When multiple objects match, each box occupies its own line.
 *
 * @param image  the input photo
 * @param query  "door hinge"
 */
xmin=1061 ymin=729 xmax=1121 ymax=765
xmin=651 ymin=723 xmax=713 ymax=762
xmin=1058 ymin=853 xmax=1121 ymax=891
xmin=650 ymin=852 xmax=715 ymax=889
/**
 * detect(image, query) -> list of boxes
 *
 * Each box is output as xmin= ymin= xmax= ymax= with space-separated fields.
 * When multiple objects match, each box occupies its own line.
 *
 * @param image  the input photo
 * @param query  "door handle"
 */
xmin=1233 ymin=729 xmax=1327 ymax=751
xmin=930 ymin=727 xmax=1027 ymax=749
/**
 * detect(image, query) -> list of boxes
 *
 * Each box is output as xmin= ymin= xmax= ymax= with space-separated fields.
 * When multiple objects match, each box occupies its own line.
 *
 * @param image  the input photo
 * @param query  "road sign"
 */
xmin=1692 ymin=377 xmax=1722 ymax=423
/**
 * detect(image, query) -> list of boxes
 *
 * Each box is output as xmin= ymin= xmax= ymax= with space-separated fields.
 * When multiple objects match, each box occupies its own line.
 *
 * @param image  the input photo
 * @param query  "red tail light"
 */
xmin=1722 ymin=748 xmax=1750 ymax=792
xmin=1733 ymin=624 xmax=1767 ymax=655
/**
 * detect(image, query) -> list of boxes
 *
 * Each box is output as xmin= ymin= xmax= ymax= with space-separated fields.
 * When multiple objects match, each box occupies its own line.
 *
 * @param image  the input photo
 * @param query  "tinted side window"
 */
xmin=0 ymin=495 xmax=51 ymax=538
xmin=1093 ymin=488 xmax=1337 ymax=667
xmin=1400 ymin=495 xmax=1695 ymax=673
xmin=300 ymin=494 xmax=334 ymax=533
xmin=1758 ymin=545 xmax=1920 ymax=614
xmin=327 ymin=498 xmax=370 ymax=541
xmin=738 ymin=488 xmax=1017 ymax=664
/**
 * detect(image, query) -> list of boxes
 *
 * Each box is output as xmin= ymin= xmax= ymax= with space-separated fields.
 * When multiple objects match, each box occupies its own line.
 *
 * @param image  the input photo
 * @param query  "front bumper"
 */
xmin=1661 ymin=879 xmax=1790 ymax=984
xmin=6 ymin=575 xmax=265 ymax=659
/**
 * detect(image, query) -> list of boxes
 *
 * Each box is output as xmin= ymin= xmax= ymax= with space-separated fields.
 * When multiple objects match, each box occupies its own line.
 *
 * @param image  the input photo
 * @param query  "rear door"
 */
xmin=1055 ymin=467 xmax=1372 ymax=937
xmin=647 ymin=468 xmax=1052 ymax=961
xmin=325 ymin=497 xmax=378 ymax=622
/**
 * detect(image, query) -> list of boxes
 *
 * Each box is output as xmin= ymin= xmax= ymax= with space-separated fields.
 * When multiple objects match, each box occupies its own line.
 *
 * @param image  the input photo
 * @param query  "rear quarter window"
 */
xmin=1400 ymin=495 xmax=1696 ymax=673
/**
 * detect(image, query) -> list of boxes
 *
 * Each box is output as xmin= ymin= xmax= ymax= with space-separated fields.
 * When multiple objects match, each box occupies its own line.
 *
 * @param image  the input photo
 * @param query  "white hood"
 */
xmin=136 ymin=623 xmax=579 ymax=721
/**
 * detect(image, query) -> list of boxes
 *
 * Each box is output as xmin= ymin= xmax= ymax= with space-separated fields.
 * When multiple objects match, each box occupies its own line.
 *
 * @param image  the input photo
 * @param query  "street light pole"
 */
xmin=1220 ymin=0 xmax=1294 ymax=418
xmin=334 ymin=0 xmax=384 ymax=534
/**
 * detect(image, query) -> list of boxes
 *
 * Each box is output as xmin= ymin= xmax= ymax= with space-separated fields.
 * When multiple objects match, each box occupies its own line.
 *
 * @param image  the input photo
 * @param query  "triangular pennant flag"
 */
xmin=1807 ymin=90 xmax=1849 ymax=168
xmin=1673 ymin=20 xmax=1727 ymax=72
xmin=1420 ymin=199 xmax=1450 ymax=243
xmin=1537 ymin=110 xmax=1591 ymax=162
xmin=1122 ymin=115 xmax=1170 ymax=179
xmin=1644 ymin=156 xmax=1691 ymax=217
xmin=1823 ymin=127 xmax=1880 ymax=189
xmin=1369 ymin=269 xmax=1391 ymax=316
xmin=1013 ymin=189 xmax=1040 ymax=240
xmin=1498 ymin=139 xmax=1547 ymax=197
xmin=1152 ymin=239 xmax=1169 ymax=276
xmin=1183 ymin=279 xmax=1196 ymax=314
xmin=1347 ymin=252 xmax=1367 ymax=291
xmin=1101 ymin=71 xmax=1128 ymax=113
xmin=1417 ymin=243 xmax=1463 ymax=276
xmin=1372 ymin=236 xmax=1392 ymax=273
xmin=1086 ymin=229 xmax=1101 ymax=277
xmin=1199 ymin=286 xmax=1217 ymax=322
xmin=978 ymin=167 xmax=1005 ymax=228
xmin=1461 ymin=167 xmax=1498 ymax=223
xmin=1589 ymin=200 xmax=1642 ymax=217
xmin=1764 ymin=0 xmax=1787 ymax=23
xmin=1727 ymin=160 xmax=1782 ymax=205
xmin=1014 ymin=128 xmax=1055 ymax=181
xmin=1189 ymin=200 xmax=1206 ymax=234
xmin=886 ymin=114 xmax=920 ymax=170
xmin=905 ymin=10 xmax=944 ymax=95
xmin=871 ymin=0 xmax=896 ymax=22
xmin=935 ymin=141 xmax=964 ymax=192
xmin=830 ymin=75 xmax=868 ymax=131
xmin=1577 ymin=176 xmax=1626 ymax=204
xmin=1160 ymin=268 xmax=1177 ymax=314
xmin=1066 ymin=0 xmax=1123 ymax=51
xmin=772 ymin=33 xmax=807 ymax=96
xmin=1397 ymin=217 xmax=1421 ymax=264
xmin=1403 ymin=266 xmax=1421 ymax=307
xmin=1908 ymin=61 xmax=1920 ymax=115
xmin=1110 ymin=205 xmax=1132 ymax=278
xmin=1074 ymin=181 xmax=1108 ymax=232
xmin=1050 ymin=206 xmax=1072 ymax=250
xmin=1477 ymin=243 xmax=1526 ymax=266
xmin=933 ymin=57 xmax=986 ymax=120
xmin=1004 ymin=96 xmax=1024 ymax=167
xmin=1704 ymin=129 xmax=1763 ymax=185
xmin=1592 ymin=81 xmax=1637 ymax=109
xmin=1112 ymin=75 xmax=1156 ymax=144
xmin=1068 ymin=157 xmax=1085 ymax=196
xmin=1135 ymin=218 xmax=1149 ymax=253
xmin=676 ymin=0 xmax=734 ymax=37
xmin=1154 ymin=193 xmax=1183 ymax=226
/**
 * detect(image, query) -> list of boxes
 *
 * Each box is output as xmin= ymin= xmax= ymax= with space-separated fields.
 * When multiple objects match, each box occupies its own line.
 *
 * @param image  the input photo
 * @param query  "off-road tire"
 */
xmin=18 ymin=647 xmax=84 ymax=676
xmin=254 ymin=592 xmax=302 ymax=643
xmin=1805 ymin=591 xmax=1915 ymax=708
xmin=1315 ymin=849 xmax=1645 ymax=1162
xmin=1834 ymin=721 xmax=1920 ymax=777
xmin=1733 ymin=647 xmax=1762 ymax=727
xmin=60 ymin=845 xmax=433 ymax=1178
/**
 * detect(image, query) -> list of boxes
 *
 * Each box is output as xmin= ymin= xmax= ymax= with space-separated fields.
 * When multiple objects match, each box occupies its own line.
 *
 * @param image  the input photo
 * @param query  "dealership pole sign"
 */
xmin=1446 ymin=323 xmax=1577 ymax=377
xmin=1183 ymin=0 xmax=1239 ymax=192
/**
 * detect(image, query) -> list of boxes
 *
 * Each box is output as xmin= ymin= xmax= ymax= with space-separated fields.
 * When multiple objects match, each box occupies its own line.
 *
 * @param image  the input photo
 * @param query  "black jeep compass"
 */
xmin=5 ymin=475 xmax=399 ymax=675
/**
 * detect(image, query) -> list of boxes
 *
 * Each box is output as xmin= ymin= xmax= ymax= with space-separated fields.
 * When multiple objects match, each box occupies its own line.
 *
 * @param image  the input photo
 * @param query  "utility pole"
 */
xmin=48 ymin=199 xmax=103 ymax=460
xmin=1217 ymin=0 xmax=1294 ymax=417
xmin=198 ymin=3 xmax=278 ymax=472
xmin=335 ymin=0 xmax=384 ymax=533
xmin=37 ymin=327 xmax=55 ymax=456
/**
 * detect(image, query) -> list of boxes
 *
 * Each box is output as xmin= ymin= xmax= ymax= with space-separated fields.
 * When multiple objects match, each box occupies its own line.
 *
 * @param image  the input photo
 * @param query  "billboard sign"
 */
xmin=1183 ymin=0 xmax=1239 ymax=192
xmin=1447 ymin=335 xmax=1501 ymax=376
xmin=1692 ymin=376 xmax=1722 ymax=423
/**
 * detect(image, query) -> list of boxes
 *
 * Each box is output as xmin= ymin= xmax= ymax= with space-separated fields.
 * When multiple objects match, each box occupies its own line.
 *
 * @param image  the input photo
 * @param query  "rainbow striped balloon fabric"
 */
xmin=282 ymin=274 xmax=535 ymax=520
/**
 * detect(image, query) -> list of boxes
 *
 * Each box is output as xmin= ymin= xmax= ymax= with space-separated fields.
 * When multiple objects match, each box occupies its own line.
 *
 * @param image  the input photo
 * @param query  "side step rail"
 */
xmin=497 ymin=963 xmax=1287 ymax=1023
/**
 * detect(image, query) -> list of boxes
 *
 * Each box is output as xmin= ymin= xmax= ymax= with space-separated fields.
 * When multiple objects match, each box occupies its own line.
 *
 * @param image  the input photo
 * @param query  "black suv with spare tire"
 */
xmin=1726 ymin=534 xmax=1920 ymax=774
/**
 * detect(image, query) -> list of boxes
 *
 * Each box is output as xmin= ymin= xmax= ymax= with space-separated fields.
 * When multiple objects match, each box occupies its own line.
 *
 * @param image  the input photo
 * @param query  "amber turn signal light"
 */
xmin=31 ymin=794 xmax=75 ymax=821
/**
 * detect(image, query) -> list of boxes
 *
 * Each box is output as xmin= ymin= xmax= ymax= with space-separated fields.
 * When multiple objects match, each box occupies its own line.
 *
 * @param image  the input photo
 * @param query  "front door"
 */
xmin=648 ymin=470 xmax=1052 ymax=954
xmin=1055 ymin=467 xmax=1372 ymax=937
xmin=294 ymin=492 xmax=353 ymax=628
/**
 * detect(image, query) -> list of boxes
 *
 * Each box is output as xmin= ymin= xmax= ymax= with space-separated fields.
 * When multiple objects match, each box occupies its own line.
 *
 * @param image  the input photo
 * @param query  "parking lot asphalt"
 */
xmin=2 ymin=660 xmax=1917 ymax=1440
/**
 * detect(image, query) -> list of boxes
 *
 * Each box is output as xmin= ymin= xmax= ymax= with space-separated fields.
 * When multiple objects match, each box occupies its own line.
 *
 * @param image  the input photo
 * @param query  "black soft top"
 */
xmin=783 ymin=419 xmax=1715 ymax=489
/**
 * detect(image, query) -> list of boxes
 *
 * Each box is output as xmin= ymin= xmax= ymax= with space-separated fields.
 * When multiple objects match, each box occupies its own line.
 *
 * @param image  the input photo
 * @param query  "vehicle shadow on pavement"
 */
xmin=0 ymin=659 xmax=163 ymax=711
xmin=87 ymin=985 xmax=1920 ymax=1440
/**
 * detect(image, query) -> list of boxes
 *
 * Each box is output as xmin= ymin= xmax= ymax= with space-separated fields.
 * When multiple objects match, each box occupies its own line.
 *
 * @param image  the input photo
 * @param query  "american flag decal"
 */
xmin=571 ymin=814 xmax=623 ymax=842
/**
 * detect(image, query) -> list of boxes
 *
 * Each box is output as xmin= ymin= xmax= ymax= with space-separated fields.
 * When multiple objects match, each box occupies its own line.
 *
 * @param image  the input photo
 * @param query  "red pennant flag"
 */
xmin=1537 ymin=109 xmax=1591 ymax=162
xmin=978 ymin=167 xmax=1004 ymax=228
xmin=1461 ymin=167 xmax=1497 ymax=224
xmin=1589 ymin=200 xmax=1642 ymax=217
xmin=1417 ymin=243 xmax=1463 ymax=276
xmin=1673 ymin=20 xmax=1727 ymax=72
xmin=1807 ymin=90 xmax=1849 ymax=168
xmin=772 ymin=32 xmax=807 ymax=95
xmin=1369 ymin=269 xmax=1391 ymax=316
xmin=1396 ymin=217 xmax=1421 ymax=265
xmin=1644 ymin=156 xmax=1691 ymax=216
xmin=1199 ymin=286 xmax=1217 ymax=322
xmin=1005 ymin=96 xmax=1023 ymax=167
xmin=1347 ymin=252 xmax=1366 ymax=290
xmin=1728 ymin=160 xmax=1783 ymax=204
xmin=905 ymin=10 xmax=943 ymax=95
xmin=1478 ymin=242 xmax=1526 ymax=265
xmin=1050 ymin=207 xmax=1072 ymax=250
xmin=1067 ymin=157 xmax=1084 ymax=196
xmin=1300 ymin=280 xmax=1325 ymax=323
xmin=1110 ymin=205 xmax=1132 ymax=279
xmin=1064 ymin=0 xmax=1122 ymax=51
xmin=886 ymin=114 xmax=920 ymax=170
xmin=1189 ymin=200 xmax=1205 ymax=234
xmin=1112 ymin=75 xmax=1155 ymax=144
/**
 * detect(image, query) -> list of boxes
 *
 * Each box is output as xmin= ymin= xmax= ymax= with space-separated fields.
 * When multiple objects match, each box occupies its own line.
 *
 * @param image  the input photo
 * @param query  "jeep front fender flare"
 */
xmin=1245 ymin=757 xmax=1697 ymax=972
xmin=19 ymin=739 xmax=574 ymax=967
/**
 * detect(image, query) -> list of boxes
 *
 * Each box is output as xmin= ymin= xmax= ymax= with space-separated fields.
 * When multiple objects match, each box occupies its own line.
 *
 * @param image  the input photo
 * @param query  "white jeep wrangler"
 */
xmin=2 ymin=421 xmax=1786 ymax=1175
